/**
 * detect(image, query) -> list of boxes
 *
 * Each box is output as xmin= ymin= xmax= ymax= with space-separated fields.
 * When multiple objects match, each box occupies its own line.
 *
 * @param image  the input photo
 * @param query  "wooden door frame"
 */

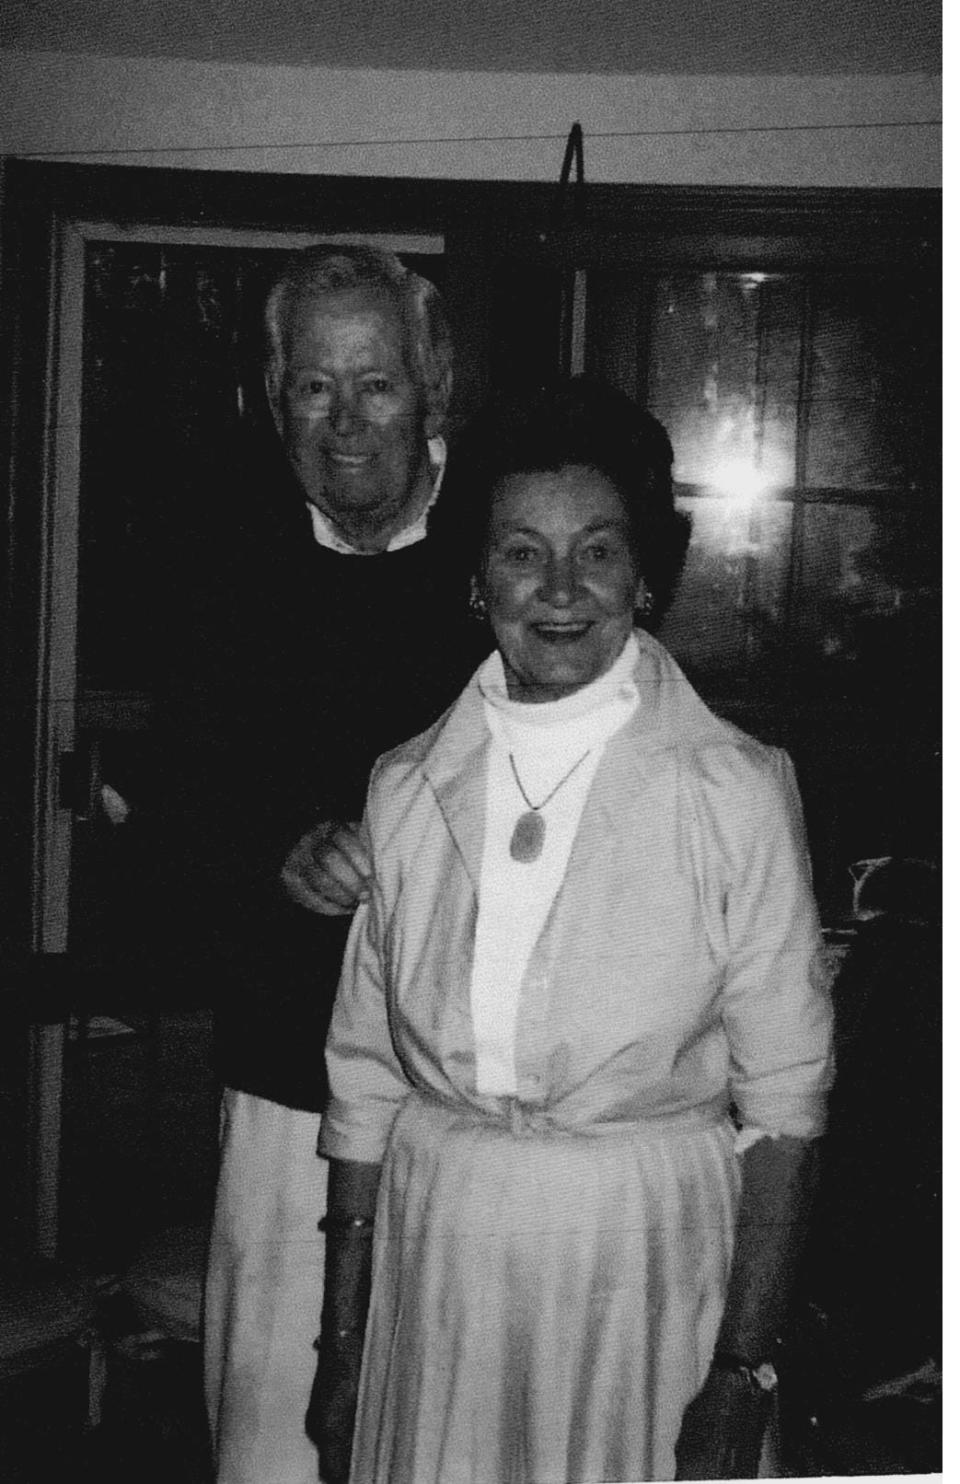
xmin=4 ymin=202 xmax=448 ymax=1257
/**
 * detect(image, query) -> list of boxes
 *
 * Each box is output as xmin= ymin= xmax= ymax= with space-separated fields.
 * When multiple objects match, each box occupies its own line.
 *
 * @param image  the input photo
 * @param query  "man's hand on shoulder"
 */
xmin=281 ymin=820 xmax=371 ymax=915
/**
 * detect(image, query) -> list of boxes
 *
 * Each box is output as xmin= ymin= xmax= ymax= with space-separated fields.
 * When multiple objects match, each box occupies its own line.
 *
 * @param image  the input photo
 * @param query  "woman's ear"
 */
xmin=468 ymin=574 xmax=489 ymax=623
xmin=634 ymin=580 xmax=654 ymax=619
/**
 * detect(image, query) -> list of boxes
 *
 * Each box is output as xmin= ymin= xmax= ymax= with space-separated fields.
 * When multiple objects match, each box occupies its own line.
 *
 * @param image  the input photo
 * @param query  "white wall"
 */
xmin=0 ymin=50 xmax=940 ymax=188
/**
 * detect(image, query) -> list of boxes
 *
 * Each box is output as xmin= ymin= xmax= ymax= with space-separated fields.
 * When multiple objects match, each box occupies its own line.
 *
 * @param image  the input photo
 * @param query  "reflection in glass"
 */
xmin=647 ymin=273 xmax=802 ymax=504
xmin=795 ymin=504 xmax=938 ymax=665
xmin=658 ymin=496 xmax=792 ymax=678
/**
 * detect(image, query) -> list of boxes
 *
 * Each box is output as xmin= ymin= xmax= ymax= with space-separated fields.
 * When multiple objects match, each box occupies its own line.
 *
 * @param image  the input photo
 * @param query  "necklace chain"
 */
xmin=507 ymin=749 xmax=592 ymax=813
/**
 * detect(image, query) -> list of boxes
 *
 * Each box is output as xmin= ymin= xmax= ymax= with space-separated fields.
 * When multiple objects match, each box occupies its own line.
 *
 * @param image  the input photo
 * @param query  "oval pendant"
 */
xmin=509 ymin=811 xmax=545 ymax=863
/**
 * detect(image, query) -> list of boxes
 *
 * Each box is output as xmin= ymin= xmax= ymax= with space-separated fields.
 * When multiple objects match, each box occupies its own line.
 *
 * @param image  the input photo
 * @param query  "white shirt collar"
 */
xmin=305 ymin=436 xmax=447 ymax=555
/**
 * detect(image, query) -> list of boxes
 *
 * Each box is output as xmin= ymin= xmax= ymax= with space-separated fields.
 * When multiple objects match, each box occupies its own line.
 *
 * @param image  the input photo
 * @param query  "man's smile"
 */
xmin=328 ymin=451 xmax=373 ymax=466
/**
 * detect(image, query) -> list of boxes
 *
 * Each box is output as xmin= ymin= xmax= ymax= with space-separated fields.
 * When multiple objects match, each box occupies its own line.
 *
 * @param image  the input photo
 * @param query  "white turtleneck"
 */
xmin=470 ymin=634 xmax=641 ymax=1096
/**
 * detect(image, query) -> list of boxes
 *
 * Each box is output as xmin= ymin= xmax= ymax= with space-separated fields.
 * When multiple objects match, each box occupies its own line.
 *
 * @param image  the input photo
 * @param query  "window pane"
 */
xmin=584 ymin=270 xmax=649 ymax=401
xmin=646 ymin=273 xmax=803 ymax=499
xmin=806 ymin=275 xmax=937 ymax=491
xmin=658 ymin=494 xmax=793 ymax=682
xmin=81 ymin=241 xmax=168 ymax=693
xmin=794 ymin=502 xmax=939 ymax=680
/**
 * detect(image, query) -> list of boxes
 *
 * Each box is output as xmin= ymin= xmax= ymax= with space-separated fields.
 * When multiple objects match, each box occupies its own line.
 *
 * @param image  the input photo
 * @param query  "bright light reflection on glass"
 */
xmin=706 ymin=450 xmax=793 ymax=510
xmin=683 ymin=396 xmax=794 ymax=512
xmin=708 ymin=455 xmax=774 ymax=507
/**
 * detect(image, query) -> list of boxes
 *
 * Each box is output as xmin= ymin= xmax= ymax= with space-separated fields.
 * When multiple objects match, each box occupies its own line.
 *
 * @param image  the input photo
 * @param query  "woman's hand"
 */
xmin=307 ymin=1331 xmax=365 ymax=1484
xmin=281 ymin=820 xmax=371 ymax=915
xmin=674 ymin=1366 xmax=771 ymax=1479
xmin=675 ymin=1135 xmax=816 ymax=1476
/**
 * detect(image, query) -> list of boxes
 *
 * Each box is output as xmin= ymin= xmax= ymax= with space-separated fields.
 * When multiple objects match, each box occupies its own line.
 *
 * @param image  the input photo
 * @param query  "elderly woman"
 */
xmin=309 ymin=380 xmax=833 ymax=1483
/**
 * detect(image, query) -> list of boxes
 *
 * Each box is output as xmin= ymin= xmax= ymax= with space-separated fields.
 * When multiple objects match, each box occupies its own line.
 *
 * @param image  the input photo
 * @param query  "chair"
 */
xmin=120 ymin=1221 xmax=207 ymax=1345
xmin=0 ymin=1261 xmax=106 ymax=1429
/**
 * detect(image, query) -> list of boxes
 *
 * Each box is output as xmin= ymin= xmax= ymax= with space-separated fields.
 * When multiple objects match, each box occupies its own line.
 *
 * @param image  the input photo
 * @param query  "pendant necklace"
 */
xmin=507 ymin=749 xmax=592 ymax=863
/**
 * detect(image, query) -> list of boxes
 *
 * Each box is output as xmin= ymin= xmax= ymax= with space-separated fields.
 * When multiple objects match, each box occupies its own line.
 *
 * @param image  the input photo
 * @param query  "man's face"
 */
xmin=274 ymin=285 xmax=430 ymax=546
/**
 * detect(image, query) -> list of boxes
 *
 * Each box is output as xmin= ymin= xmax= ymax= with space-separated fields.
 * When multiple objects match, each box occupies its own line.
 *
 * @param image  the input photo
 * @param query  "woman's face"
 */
xmin=481 ymin=464 xmax=644 ymax=704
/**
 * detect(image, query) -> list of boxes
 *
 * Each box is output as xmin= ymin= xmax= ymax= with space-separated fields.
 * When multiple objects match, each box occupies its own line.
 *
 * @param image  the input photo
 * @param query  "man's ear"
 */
xmin=422 ymin=345 xmax=454 ymax=439
xmin=264 ymin=370 xmax=284 ymax=438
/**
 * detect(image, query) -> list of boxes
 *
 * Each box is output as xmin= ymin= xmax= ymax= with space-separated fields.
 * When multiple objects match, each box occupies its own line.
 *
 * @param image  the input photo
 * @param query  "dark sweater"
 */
xmin=156 ymin=433 xmax=486 ymax=1110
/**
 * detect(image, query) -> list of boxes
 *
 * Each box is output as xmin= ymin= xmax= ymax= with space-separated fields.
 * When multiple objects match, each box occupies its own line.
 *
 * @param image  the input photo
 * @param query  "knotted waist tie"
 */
xmin=425 ymin=1091 xmax=729 ymax=1140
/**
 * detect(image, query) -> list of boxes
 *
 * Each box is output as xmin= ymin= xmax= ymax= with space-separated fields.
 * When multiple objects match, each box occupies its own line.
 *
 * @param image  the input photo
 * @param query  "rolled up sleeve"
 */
xmin=722 ymin=750 xmax=834 ymax=1139
xmin=318 ymin=840 xmax=411 ymax=1165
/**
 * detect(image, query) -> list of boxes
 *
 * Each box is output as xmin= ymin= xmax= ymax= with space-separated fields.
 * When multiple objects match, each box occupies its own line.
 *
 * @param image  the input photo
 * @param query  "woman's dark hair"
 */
xmin=456 ymin=378 xmax=691 ymax=627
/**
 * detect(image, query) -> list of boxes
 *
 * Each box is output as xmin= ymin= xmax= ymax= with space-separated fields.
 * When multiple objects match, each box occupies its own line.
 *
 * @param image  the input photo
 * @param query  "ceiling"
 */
xmin=1 ymin=0 xmax=941 ymax=75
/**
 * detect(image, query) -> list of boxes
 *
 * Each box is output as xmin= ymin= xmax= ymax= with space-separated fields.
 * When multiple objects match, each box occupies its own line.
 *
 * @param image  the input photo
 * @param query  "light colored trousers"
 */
xmin=204 ymin=1089 xmax=328 ymax=1484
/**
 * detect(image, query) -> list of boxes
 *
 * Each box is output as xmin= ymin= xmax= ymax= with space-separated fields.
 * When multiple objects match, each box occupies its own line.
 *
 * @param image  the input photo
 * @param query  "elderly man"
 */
xmin=185 ymin=246 xmax=484 ymax=1483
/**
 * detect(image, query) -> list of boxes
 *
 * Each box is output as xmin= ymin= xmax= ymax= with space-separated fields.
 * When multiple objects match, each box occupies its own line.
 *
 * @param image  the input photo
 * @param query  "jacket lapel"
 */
xmin=557 ymin=636 xmax=670 ymax=878
xmin=559 ymin=706 xmax=658 ymax=883
xmin=421 ymin=679 xmax=490 ymax=892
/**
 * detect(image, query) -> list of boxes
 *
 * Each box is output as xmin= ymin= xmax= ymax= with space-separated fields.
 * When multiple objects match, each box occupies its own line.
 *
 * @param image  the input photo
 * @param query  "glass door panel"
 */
xmin=806 ymin=275 xmax=938 ymax=492
xmin=657 ymin=495 xmax=793 ymax=687
xmin=645 ymin=273 xmax=803 ymax=499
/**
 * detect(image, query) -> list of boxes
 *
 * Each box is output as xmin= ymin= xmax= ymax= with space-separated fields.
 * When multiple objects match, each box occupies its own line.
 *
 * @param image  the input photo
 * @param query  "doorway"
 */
xmin=29 ymin=220 xmax=445 ymax=1258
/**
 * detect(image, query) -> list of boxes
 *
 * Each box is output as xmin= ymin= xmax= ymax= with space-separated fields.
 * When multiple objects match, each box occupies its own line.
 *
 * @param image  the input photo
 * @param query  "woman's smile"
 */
xmin=530 ymin=620 xmax=594 ymax=640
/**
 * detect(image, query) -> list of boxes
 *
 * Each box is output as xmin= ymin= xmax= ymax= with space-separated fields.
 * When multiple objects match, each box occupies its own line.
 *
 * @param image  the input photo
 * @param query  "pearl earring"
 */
xmin=635 ymin=586 xmax=655 ymax=621
xmin=469 ymin=576 xmax=488 ymax=622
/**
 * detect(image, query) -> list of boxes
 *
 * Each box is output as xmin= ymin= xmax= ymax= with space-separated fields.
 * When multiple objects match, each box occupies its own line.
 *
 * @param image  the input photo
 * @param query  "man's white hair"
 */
xmin=263 ymin=245 xmax=452 ymax=420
